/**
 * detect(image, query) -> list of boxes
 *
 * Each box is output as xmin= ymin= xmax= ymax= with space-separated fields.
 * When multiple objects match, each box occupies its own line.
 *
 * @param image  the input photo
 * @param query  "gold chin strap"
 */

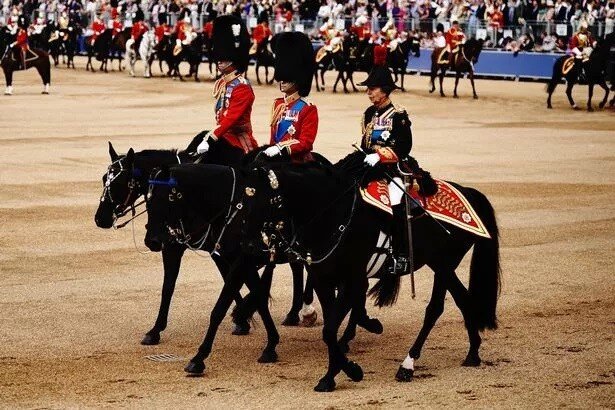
xmin=284 ymin=91 xmax=300 ymax=105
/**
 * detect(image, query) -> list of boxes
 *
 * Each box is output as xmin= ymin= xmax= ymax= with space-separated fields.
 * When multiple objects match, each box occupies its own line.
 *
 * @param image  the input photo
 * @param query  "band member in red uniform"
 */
xmin=154 ymin=18 xmax=171 ymax=43
xmin=250 ymin=12 xmax=271 ymax=54
xmin=90 ymin=15 xmax=106 ymax=46
xmin=11 ymin=18 xmax=30 ymax=69
xmin=443 ymin=20 xmax=466 ymax=64
xmin=196 ymin=15 xmax=257 ymax=165
xmin=111 ymin=15 xmax=123 ymax=40
xmin=350 ymin=15 xmax=371 ymax=41
xmin=265 ymin=31 xmax=317 ymax=163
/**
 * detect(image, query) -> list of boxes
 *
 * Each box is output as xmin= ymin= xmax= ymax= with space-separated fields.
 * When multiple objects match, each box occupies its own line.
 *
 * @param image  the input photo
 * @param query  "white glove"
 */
xmin=196 ymin=138 xmax=210 ymax=154
xmin=364 ymin=153 xmax=380 ymax=167
xmin=264 ymin=145 xmax=282 ymax=157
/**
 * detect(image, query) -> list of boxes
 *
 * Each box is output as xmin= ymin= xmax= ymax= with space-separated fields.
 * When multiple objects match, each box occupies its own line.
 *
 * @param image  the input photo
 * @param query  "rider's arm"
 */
xmin=211 ymin=83 xmax=255 ymax=141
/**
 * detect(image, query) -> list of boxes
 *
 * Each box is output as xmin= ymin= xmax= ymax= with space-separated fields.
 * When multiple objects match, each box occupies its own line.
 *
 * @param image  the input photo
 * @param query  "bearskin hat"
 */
xmin=273 ymin=32 xmax=315 ymax=97
xmin=212 ymin=15 xmax=250 ymax=73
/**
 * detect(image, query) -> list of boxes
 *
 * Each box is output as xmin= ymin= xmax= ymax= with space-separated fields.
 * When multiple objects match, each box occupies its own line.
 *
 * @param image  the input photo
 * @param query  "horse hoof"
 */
xmin=395 ymin=366 xmax=414 ymax=382
xmin=587 ymin=106 xmax=594 ymax=112
xmin=140 ymin=332 xmax=160 ymax=345
xmin=462 ymin=355 xmax=481 ymax=367
xmin=314 ymin=377 xmax=336 ymax=392
xmin=300 ymin=311 xmax=318 ymax=327
xmin=440 ymin=94 xmax=446 ymax=98
xmin=257 ymin=349 xmax=278 ymax=363
xmin=473 ymin=95 xmax=479 ymax=99
xmin=281 ymin=314 xmax=300 ymax=327
xmin=547 ymin=105 xmax=553 ymax=109
xmin=41 ymin=91 xmax=49 ymax=95
xmin=598 ymin=102 xmax=605 ymax=109
xmin=184 ymin=360 xmax=205 ymax=376
xmin=343 ymin=361 xmax=363 ymax=382
xmin=572 ymin=105 xmax=580 ymax=111
xmin=4 ymin=92 xmax=12 ymax=96
xmin=231 ymin=322 xmax=250 ymax=336
xmin=358 ymin=318 xmax=383 ymax=335
xmin=453 ymin=95 xmax=459 ymax=99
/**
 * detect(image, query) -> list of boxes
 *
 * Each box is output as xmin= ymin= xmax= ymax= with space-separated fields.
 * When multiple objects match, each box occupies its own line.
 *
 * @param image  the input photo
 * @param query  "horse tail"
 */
xmin=368 ymin=273 xmax=401 ymax=308
xmin=546 ymin=57 xmax=563 ymax=94
xmin=468 ymin=189 xmax=501 ymax=331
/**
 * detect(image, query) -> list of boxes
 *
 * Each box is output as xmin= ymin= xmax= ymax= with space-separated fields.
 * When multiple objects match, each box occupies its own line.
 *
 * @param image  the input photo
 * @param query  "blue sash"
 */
xmin=215 ymin=77 xmax=248 ymax=114
xmin=275 ymin=99 xmax=307 ymax=143
xmin=370 ymin=107 xmax=395 ymax=144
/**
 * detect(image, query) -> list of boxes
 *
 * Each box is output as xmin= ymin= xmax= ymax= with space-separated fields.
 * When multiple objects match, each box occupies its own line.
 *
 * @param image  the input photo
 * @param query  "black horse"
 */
xmin=169 ymin=33 xmax=205 ymax=82
xmin=94 ymin=138 xmax=314 ymax=344
xmin=85 ymin=29 xmax=112 ymax=72
xmin=238 ymin=152 xmax=500 ymax=391
xmin=252 ymin=36 xmax=275 ymax=85
xmin=547 ymin=32 xmax=615 ymax=111
xmin=430 ymin=38 xmax=484 ymax=99
xmin=314 ymin=41 xmax=346 ymax=92
xmin=1 ymin=28 xmax=51 ymax=95
xmin=109 ymin=28 xmax=131 ymax=72
xmin=59 ymin=23 xmax=79 ymax=69
xmin=388 ymin=35 xmax=421 ymax=91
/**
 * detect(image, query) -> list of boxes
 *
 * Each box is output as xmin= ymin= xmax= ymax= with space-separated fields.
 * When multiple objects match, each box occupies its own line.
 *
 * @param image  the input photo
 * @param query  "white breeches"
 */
xmin=389 ymin=177 xmax=404 ymax=206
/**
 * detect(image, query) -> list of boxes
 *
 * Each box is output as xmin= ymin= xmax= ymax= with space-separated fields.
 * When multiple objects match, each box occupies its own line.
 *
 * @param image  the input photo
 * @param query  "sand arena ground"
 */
xmin=1 ymin=58 xmax=614 ymax=408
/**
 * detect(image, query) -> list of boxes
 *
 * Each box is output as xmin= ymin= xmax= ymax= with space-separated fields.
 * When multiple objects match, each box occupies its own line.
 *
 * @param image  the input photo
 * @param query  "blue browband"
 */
xmin=148 ymin=177 xmax=178 ymax=187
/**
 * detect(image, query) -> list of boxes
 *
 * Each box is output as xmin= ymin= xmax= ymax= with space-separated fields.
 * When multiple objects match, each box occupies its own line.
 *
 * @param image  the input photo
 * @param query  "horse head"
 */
xmin=465 ymin=38 xmax=484 ymax=64
xmin=95 ymin=143 xmax=138 ymax=228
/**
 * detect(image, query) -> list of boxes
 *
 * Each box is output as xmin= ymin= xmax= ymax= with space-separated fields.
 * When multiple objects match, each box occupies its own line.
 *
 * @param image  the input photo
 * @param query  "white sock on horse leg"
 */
xmin=300 ymin=303 xmax=315 ymax=316
xmin=401 ymin=354 xmax=415 ymax=370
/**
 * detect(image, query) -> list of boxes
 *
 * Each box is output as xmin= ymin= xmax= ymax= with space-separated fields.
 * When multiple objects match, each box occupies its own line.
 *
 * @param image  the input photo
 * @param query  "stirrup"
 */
xmin=387 ymin=256 xmax=409 ymax=276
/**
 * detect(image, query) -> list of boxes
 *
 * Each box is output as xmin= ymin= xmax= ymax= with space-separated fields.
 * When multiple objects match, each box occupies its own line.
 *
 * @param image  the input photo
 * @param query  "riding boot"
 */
xmin=388 ymin=204 xmax=410 ymax=276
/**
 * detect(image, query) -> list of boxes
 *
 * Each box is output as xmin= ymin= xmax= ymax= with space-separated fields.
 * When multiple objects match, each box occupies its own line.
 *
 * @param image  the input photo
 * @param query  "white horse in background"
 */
xmin=126 ymin=30 xmax=156 ymax=78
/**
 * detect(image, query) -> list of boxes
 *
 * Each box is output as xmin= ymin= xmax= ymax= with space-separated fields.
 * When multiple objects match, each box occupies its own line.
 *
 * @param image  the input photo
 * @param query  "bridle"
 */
xmin=147 ymin=167 xmax=245 ymax=255
xmin=100 ymin=157 xmax=146 ymax=229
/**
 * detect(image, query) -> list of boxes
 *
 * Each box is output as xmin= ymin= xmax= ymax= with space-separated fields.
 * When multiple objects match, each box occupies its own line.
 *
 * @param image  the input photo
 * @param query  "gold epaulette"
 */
xmin=212 ymin=78 xmax=225 ymax=99
xmin=393 ymin=104 xmax=407 ymax=114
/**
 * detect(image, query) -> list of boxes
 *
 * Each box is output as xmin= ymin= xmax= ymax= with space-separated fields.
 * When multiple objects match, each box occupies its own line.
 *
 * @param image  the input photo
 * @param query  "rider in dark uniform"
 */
xmin=358 ymin=64 xmax=413 ymax=275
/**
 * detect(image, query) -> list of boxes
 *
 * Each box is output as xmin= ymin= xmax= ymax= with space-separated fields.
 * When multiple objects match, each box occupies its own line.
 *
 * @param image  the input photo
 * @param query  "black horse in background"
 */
xmin=252 ymin=35 xmax=275 ymax=85
xmin=547 ymin=32 xmax=615 ymax=111
xmin=170 ymin=33 xmax=205 ymax=82
xmin=1 ymin=28 xmax=51 ymax=95
xmin=59 ymin=23 xmax=79 ymax=69
xmin=430 ymin=38 xmax=484 ymax=98
xmin=85 ymin=29 xmax=112 ymax=72
xmin=109 ymin=28 xmax=131 ymax=72
xmin=314 ymin=41 xmax=345 ymax=92
xmin=388 ymin=34 xmax=421 ymax=91
xmin=237 ymin=152 xmax=500 ymax=392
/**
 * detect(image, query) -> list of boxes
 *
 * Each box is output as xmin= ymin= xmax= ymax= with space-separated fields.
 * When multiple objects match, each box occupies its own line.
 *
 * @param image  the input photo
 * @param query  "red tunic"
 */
xmin=445 ymin=27 xmax=465 ymax=49
xmin=155 ymin=24 xmax=170 ymax=42
xmin=112 ymin=20 xmax=123 ymax=36
xmin=203 ymin=21 xmax=213 ymax=39
xmin=212 ymin=75 xmax=258 ymax=153
xmin=251 ymin=23 xmax=272 ymax=46
xmin=269 ymin=97 xmax=318 ymax=163
xmin=351 ymin=25 xmax=371 ymax=41
xmin=131 ymin=21 xmax=148 ymax=40
xmin=569 ymin=32 xmax=595 ymax=50
xmin=91 ymin=20 xmax=105 ymax=43
xmin=15 ymin=28 xmax=28 ymax=49
xmin=175 ymin=21 xmax=187 ymax=41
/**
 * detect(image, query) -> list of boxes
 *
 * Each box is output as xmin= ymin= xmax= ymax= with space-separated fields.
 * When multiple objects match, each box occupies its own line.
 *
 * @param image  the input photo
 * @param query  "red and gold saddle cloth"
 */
xmin=360 ymin=179 xmax=491 ymax=238
xmin=410 ymin=179 xmax=491 ymax=239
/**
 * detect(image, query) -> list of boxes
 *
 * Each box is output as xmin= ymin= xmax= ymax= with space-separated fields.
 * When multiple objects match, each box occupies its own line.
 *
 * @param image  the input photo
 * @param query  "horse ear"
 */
xmin=108 ymin=142 xmax=119 ymax=161
xmin=126 ymin=148 xmax=135 ymax=164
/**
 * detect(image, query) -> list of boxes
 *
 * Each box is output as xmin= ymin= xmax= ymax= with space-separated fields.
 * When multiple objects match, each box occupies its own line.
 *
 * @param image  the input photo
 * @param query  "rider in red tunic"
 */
xmin=154 ymin=20 xmax=171 ymax=43
xmin=111 ymin=15 xmax=123 ymax=39
xmin=131 ymin=19 xmax=148 ymax=43
xmin=251 ymin=14 xmax=272 ymax=51
xmin=265 ymin=32 xmax=318 ymax=163
xmin=350 ymin=15 xmax=371 ymax=41
xmin=443 ymin=20 xmax=466 ymax=64
xmin=11 ymin=24 xmax=29 ymax=69
xmin=568 ymin=21 xmax=595 ymax=61
xmin=90 ymin=16 xmax=106 ymax=46
xmin=196 ymin=15 xmax=257 ymax=165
